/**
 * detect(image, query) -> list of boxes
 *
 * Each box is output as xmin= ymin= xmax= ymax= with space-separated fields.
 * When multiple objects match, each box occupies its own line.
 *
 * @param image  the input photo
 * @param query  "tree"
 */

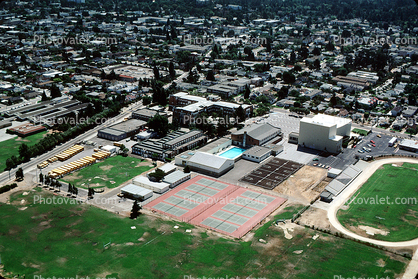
xmin=119 ymin=144 xmax=129 ymax=156
xmin=88 ymin=188 xmax=95 ymax=199
xmin=148 ymin=113 xmax=170 ymax=136
xmin=282 ymin=71 xmax=296 ymax=84
xmin=313 ymin=59 xmax=321 ymax=70
xmin=5 ymin=158 xmax=15 ymax=171
xmin=41 ymin=91 xmax=48 ymax=101
xmin=130 ymin=200 xmax=142 ymax=219
xmin=325 ymin=41 xmax=335 ymax=51
xmin=153 ymin=65 xmax=160 ymax=80
xmin=18 ymin=143 xmax=30 ymax=161
xmin=50 ymin=84 xmax=62 ymax=99
xmin=312 ymin=47 xmax=321 ymax=56
xmin=244 ymin=85 xmax=251 ymax=99
xmin=184 ymin=165 xmax=190 ymax=173
xmin=39 ymin=173 xmax=44 ymax=184
xmin=45 ymin=175 xmax=50 ymax=186
xmin=15 ymin=168 xmax=23 ymax=181
xmin=206 ymin=70 xmax=215 ymax=81
xmin=169 ymin=62 xmax=175 ymax=79
xmin=276 ymin=86 xmax=289 ymax=100
xmin=149 ymin=168 xmax=166 ymax=182
xmin=342 ymin=29 xmax=351 ymax=38
xmin=235 ymin=105 xmax=246 ymax=122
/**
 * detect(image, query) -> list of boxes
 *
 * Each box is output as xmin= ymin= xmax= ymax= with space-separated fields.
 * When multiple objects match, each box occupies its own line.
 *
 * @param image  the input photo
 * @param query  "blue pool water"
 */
xmin=219 ymin=147 xmax=246 ymax=159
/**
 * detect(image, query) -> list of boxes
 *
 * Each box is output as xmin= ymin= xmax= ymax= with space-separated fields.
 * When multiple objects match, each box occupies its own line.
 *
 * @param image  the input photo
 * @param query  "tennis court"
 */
xmin=145 ymin=175 xmax=287 ymax=238
xmin=240 ymin=158 xmax=303 ymax=190
xmin=145 ymin=175 xmax=239 ymax=222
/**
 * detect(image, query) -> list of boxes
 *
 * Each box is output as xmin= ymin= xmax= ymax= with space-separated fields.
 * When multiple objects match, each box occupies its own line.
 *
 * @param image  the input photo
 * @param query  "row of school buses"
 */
xmin=38 ymin=145 xmax=85 ymax=169
xmin=48 ymin=150 xmax=111 ymax=178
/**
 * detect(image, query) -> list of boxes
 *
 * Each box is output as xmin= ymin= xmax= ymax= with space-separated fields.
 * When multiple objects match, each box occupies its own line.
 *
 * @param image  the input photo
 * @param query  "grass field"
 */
xmin=0 ymin=131 xmax=48 ymax=170
xmin=338 ymin=163 xmax=418 ymax=242
xmin=60 ymin=156 xmax=153 ymax=189
xmin=0 ymin=190 xmax=409 ymax=279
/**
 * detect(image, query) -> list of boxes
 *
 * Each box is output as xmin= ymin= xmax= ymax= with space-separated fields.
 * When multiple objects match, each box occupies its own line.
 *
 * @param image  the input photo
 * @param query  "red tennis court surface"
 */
xmin=145 ymin=175 xmax=287 ymax=238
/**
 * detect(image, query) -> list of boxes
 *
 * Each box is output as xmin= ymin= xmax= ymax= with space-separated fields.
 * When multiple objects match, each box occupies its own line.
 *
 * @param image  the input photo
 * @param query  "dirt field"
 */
xmin=297 ymin=207 xmax=335 ymax=233
xmin=273 ymin=165 xmax=328 ymax=203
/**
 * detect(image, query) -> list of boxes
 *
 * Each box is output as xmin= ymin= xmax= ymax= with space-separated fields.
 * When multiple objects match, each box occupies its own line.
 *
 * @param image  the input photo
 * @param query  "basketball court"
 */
xmin=145 ymin=175 xmax=287 ymax=238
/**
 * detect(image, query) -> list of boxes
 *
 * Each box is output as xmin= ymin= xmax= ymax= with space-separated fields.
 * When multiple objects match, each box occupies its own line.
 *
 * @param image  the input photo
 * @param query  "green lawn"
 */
xmin=60 ymin=156 xmax=153 ymax=189
xmin=338 ymin=163 xmax=418 ymax=242
xmin=0 ymin=192 xmax=409 ymax=279
xmin=352 ymin=128 xmax=369 ymax=136
xmin=0 ymin=131 xmax=48 ymax=170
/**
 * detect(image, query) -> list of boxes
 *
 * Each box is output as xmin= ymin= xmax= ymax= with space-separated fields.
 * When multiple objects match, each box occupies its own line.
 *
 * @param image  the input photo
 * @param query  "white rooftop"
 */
xmin=302 ymin=114 xmax=352 ymax=128
xmin=121 ymin=184 xmax=153 ymax=196
xmin=133 ymin=176 xmax=170 ymax=190
xmin=188 ymin=151 xmax=233 ymax=169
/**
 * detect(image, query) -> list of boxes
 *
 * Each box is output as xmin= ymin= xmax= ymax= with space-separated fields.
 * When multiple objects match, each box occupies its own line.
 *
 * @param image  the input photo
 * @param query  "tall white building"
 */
xmin=298 ymin=114 xmax=352 ymax=153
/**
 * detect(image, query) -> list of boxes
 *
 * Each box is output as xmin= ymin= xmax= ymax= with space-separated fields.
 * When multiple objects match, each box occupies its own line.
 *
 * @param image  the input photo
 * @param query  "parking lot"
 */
xmin=304 ymin=131 xmax=417 ymax=172
xmin=244 ymin=112 xmax=301 ymax=139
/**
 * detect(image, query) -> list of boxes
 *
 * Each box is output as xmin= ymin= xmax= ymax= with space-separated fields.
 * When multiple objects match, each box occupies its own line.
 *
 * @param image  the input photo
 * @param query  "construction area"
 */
xmin=273 ymin=165 xmax=329 ymax=203
xmin=145 ymin=175 xmax=287 ymax=238
xmin=239 ymin=158 xmax=303 ymax=190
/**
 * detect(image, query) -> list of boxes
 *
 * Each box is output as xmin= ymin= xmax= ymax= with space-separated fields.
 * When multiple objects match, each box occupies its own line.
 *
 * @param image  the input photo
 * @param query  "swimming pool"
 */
xmin=218 ymin=147 xmax=246 ymax=159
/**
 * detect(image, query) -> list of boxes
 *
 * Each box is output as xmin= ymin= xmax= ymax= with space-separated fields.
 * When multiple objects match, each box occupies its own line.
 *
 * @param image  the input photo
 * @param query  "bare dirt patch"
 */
xmin=138 ymin=231 xmax=150 ymax=242
xmin=274 ymin=166 xmax=327 ymax=203
xmin=99 ymin=165 xmax=113 ymax=171
xmin=297 ymin=207 xmax=333 ymax=232
xmin=62 ymin=174 xmax=82 ymax=182
xmin=345 ymin=223 xmax=389 ymax=239
xmin=358 ymin=225 xmax=389 ymax=236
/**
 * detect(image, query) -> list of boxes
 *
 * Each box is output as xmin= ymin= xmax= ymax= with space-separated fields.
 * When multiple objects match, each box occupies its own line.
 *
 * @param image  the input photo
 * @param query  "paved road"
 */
xmin=326 ymin=158 xmax=418 ymax=279
xmin=0 ymin=101 xmax=144 ymax=185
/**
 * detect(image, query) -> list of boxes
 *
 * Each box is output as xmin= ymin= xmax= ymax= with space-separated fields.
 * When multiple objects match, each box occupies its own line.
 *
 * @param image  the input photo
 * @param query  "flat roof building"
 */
xmin=98 ymin=119 xmax=147 ymax=141
xmin=299 ymin=114 xmax=352 ymax=154
xmin=242 ymin=146 xmax=271 ymax=163
xmin=169 ymin=92 xmax=252 ymax=126
xmin=175 ymin=151 xmax=234 ymax=177
xmin=121 ymin=184 xmax=153 ymax=200
xmin=231 ymin=123 xmax=282 ymax=147
xmin=399 ymin=139 xmax=418 ymax=152
xmin=132 ymin=129 xmax=207 ymax=161
xmin=132 ymin=176 xmax=170 ymax=194
xmin=162 ymin=170 xmax=191 ymax=188
xmin=132 ymin=108 xmax=167 ymax=121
